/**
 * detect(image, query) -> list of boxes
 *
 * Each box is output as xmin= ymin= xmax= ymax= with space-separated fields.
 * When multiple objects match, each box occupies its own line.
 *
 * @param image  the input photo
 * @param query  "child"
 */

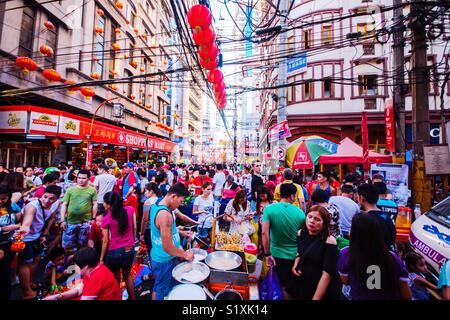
xmin=404 ymin=252 xmax=441 ymax=300
xmin=124 ymin=186 xmax=139 ymax=217
xmin=88 ymin=213 xmax=104 ymax=256
xmin=396 ymin=241 xmax=414 ymax=261
xmin=44 ymin=247 xmax=73 ymax=291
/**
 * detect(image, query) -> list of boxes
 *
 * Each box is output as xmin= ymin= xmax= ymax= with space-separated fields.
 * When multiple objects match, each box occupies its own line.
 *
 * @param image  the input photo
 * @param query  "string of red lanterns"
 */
xmin=187 ymin=4 xmax=226 ymax=110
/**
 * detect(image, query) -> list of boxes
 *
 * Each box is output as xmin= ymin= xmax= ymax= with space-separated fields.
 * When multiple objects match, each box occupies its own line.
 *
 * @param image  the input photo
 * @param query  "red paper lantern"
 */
xmin=11 ymin=240 xmax=26 ymax=252
xmin=81 ymin=87 xmax=95 ymax=99
xmin=213 ymin=81 xmax=225 ymax=93
xmin=192 ymin=28 xmax=215 ymax=46
xmin=115 ymin=0 xmax=123 ymax=10
xmin=51 ymin=138 xmax=62 ymax=149
xmin=95 ymin=25 xmax=103 ymax=34
xmin=44 ymin=21 xmax=55 ymax=30
xmin=111 ymin=42 xmax=121 ymax=50
xmin=207 ymin=69 xmax=224 ymax=84
xmin=42 ymin=69 xmax=61 ymax=82
xmin=115 ymin=27 xmax=121 ymax=34
xmin=39 ymin=45 xmax=54 ymax=57
xmin=15 ymin=57 xmax=38 ymax=73
xmin=64 ymin=80 xmax=80 ymax=93
xmin=97 ymin=8 xmax=104 ymax=16
xmin=198 ymin=44 xmax=218 ymax=61
xmin=200 ymin=57 xmax=218 ymax=70
xmin=187 ymin=4 xmax=212 ymax=31
xmin=90 ymin=72 xmax=100 ymax=80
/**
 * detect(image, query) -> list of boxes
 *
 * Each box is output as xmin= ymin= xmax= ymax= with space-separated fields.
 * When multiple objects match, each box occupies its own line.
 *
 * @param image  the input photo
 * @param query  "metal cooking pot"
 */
xmin=205 ymin=251 xmax=242 ymax=271
xmin=215 ymin=288 xmax=243 ymax=300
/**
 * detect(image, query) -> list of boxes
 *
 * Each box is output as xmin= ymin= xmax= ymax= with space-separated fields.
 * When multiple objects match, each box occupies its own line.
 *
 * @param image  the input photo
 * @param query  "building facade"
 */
xmin=257 ymin=0 xmax=450 ymax=155
xmin=0 ymin=0 xmax=178 ymax=168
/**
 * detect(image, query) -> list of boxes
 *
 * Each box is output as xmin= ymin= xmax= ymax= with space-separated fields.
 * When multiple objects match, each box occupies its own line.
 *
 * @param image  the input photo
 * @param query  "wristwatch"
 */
xmin=263 ymin=252 xmax=271 ymax=257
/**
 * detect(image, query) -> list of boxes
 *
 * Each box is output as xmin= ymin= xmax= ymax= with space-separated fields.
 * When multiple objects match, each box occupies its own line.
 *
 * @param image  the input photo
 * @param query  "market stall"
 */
xmin=319 ymin=137 xmax=392 ymax=179
xmin=166 ymin=231 xmax=261 ymax=300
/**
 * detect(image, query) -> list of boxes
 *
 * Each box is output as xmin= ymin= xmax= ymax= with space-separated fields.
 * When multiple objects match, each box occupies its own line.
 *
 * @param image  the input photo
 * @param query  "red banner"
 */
xmin=362 ymin=112 xmax=369 ymax=173
xmin=86 ymin=144 xmax=93 ymax=166
xmin=384 ymin=99 xmax=395 ymax=153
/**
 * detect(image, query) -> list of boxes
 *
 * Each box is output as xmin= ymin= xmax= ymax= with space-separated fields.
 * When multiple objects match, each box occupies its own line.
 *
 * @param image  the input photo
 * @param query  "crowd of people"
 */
xmin=0 ymin=160 xmax=448 ymax=301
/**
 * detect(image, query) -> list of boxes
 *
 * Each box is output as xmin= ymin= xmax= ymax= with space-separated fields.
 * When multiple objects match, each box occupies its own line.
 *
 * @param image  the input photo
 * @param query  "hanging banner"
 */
xmin=384 ymin=99 xmax=395 ymax=152
xmin=268 ymin=120 xmax=292 ymax=142
xmin=370 ymin=163 xmax=409 ymax=205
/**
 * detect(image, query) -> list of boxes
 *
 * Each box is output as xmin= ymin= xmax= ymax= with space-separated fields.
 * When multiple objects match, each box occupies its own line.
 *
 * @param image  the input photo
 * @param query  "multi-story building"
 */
xmin=0 ymin=0 xmax=177 ymax=168
xmin=258 ymin=1 xmax=449 ymax=157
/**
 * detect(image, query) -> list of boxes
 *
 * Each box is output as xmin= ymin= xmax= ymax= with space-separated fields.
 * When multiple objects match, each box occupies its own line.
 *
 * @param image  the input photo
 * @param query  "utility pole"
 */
xmin=410 ymin=0 xmax=432 ymax=212
xmin=276 ymin=0 xmax=289 ymax=166
xmin=393 ymin=0 xmax=406 ymax=162
xmin=233 ymin=96 xmax=238 ymax=164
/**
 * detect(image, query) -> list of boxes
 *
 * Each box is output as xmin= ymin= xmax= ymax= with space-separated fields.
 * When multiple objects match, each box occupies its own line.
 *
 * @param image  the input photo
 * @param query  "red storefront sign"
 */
xmin=0 ymin=105 xmax=175 ymax=153
xmin=384 ymin=99 xmax=396 ymax=153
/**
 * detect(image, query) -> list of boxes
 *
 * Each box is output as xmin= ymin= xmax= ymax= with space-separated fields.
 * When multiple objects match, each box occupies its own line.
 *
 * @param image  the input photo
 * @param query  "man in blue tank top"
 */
xmin=150 ymin=183 xmax=194 ymax=300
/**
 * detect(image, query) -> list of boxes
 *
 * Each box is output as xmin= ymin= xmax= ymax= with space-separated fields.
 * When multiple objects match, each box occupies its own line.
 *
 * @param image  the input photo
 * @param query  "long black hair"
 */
xmin=1 ymin=172 xmax=24 ymax=193
xmin=146 ymin=182 xmax=162 ymax=198
xmin=256 ymin=186 xmax=272 ymax=214
xmin=103 ymin=192 xmax=129 ymax=235
xmin=349 ymin=213 xmax=401 ymax=298
xmin=0 ymin=185 xmax=12 ymax=212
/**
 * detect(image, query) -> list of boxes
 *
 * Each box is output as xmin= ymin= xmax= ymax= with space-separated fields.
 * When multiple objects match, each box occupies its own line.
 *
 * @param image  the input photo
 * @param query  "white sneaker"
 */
xmin=11 ymin=276 xmax=20 ymax=286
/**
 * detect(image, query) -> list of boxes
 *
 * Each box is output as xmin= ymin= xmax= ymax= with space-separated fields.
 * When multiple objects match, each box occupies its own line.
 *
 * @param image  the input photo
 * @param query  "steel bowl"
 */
xmin=172 ymin=261 xmax=210 ymax=284
xmin=205 ymin=251 xmax=242 ymax=271
xmin=189 ymin=248 xmax=208 ymax=262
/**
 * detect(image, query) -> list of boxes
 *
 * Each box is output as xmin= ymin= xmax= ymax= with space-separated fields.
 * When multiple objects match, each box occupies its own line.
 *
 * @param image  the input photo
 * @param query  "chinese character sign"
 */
xmin=384 ymin=99 xmax=395 ymax=152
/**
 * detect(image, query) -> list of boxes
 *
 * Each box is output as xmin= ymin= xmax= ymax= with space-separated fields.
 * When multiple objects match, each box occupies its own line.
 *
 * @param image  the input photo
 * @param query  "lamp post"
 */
xmin=145 ymin=124 xmax=149 ymax=177
xmin=86 ymin=97 xmax=123 ymax=167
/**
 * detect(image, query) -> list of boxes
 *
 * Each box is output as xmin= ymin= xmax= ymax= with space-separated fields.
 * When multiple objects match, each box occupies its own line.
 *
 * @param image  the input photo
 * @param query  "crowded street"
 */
xmin=0 ymin=0 xmax=449 ymax=305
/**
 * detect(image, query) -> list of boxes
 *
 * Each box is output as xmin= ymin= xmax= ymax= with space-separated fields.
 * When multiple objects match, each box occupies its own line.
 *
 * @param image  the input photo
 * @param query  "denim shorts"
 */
xmin=106 ymin=246 xmax=135 ymax=279
xmin=18 ymin=240 xmax=44 ymax=264
xmin=151 ymin=258 xmax=178 ymax=300
xmin=62 ymin=222 xmax=91 ymax=252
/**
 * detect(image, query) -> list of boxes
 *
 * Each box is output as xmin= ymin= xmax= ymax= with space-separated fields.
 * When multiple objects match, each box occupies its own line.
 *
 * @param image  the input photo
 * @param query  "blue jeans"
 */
xmin=151 ymin=258 xmax=178 ymax=300
xmin=106 ymin=246 xmax=135 ymax=279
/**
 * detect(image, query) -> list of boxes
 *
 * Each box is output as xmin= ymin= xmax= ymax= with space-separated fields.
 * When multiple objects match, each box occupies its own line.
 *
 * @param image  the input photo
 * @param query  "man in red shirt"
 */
xmin=124 ymin=186 xmax=139 ymax=216
xmin=44 ymin=247 xmax=121 ymax=300
xmin=192 ymin=169 xmax=212 ymax=196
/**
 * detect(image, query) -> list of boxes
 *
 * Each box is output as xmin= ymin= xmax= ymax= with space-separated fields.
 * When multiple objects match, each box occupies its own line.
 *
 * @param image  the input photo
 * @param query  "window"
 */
xmin=358 ymin=75 xmax=378 ymax=96
xmin=323 ymin=77 xmax=334 ymax=98
xmin=357 ymin=22 xmax=375 ymax=43
xmin=128 ymin=34 xmax=135 ymax=64
xmin=109 ymin=22 xmax=118 ymax=79
xmin=304 ymin=80 xmax=313 ymax=100
xmin=287 ymin=77 xmax=294 ymax=103
xmin=303 ymin=29 xmax=312 ymax=49
xmin=94 ymin=14 xmax=105 ymax=77
xmin=126 ymin=70 xmax=133 ymax=98
xmin=322 ymin=25 xmax=332 ymax=46
xmin=287 ymin=36 xmax=295 ymax=54
xmin=44 ymin=18 xmax=57 ymax=68
xmin=128 ymin=1 xmax=137 ymax=27
xmin=140 ymin=53 xmax=148 ymax=105
xmin=18 ymin=7 xmax=35 ymax=57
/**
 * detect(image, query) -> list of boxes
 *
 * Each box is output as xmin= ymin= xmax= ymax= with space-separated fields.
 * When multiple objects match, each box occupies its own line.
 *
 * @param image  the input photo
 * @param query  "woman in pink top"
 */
xmin=100 ymin=191 xmax=136 ymax=300
xmin=219 ymin=175 xmax=241 ymax=216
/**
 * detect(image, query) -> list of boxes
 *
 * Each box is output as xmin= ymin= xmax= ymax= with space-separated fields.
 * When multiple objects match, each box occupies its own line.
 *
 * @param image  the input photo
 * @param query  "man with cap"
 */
xmin=123 ymin=162 xmax=139 ymax=200
xmin=162 ymin=164 xmax=174 ymax=186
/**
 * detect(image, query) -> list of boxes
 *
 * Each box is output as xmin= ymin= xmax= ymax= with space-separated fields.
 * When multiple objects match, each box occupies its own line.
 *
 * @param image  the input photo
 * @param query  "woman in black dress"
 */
xmin=286 ymin=205 xmax=340 ymax=300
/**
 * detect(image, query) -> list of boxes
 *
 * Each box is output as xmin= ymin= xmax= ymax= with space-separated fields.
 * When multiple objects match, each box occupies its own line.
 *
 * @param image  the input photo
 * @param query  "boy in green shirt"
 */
xmin=262 ymin=183 xmax=305 ymax=297
xmin=60 ymin=170 xmax=97 ymax=253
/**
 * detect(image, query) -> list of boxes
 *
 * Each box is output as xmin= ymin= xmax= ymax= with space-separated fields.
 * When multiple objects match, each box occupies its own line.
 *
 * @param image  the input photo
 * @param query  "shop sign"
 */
xmin=370 ymin=163 xmax=409 ymax=205
xmin=268 ymin=120 xmax=292 ymax=142
xmin=423 ymin=144 xmax=450 ymax=175
xmin=384 ymin=99 xmax=395 ymax=152
xmin=58 ymin=116 xmax=80 ymax=136
xmin=29 ymin=112 xmax=59 ymax=134
xmin=0 ymin=111 xmax=27 ymax=133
